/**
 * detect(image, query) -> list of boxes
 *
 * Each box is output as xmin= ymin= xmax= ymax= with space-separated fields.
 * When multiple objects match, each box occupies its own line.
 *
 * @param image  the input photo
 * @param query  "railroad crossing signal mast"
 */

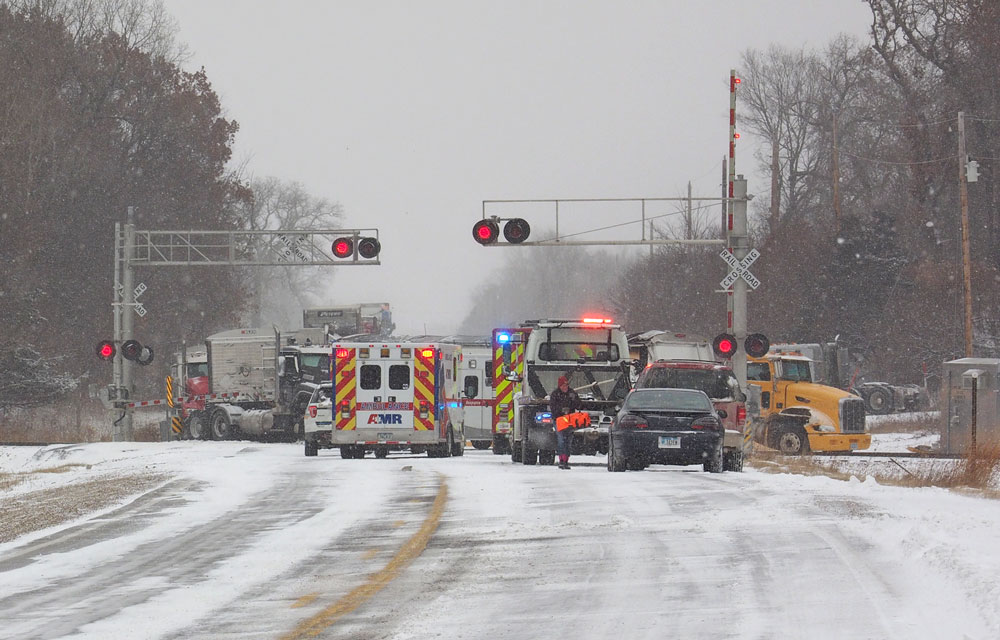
xmin=471 ymin=69 xmax=760 ymax=392
xmin=102 ymin=207 xmax=382 ymax=441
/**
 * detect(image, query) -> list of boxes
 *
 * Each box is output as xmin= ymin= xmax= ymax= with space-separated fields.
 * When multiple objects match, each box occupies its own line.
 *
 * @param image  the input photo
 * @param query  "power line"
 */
xmin=534 ymin=202 xmax=722 ymax=243
xmin=838 ymin=149 xmax=957 ymax=166
xmin=852 ymin=115 xmax=957 ymax=129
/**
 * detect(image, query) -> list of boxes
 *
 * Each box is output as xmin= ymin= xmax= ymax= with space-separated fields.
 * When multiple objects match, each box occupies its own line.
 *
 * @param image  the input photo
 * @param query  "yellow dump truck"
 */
xmin=746 ymin=353 xmax=870 ymax=454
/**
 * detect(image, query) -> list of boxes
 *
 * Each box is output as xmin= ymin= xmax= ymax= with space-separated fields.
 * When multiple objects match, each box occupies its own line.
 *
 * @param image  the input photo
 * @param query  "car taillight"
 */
xmin=419 ymin=401 xmax=430 ymax=419
xmin=340 ymin=401 xmax=350 ymax=418
xmin=691 ymin=416 xmax=722 ymax=430
xmin=308 ymin=406 xmax=318 ymax=418
xmin=737 ymin=405 xmax=746 ymax=426
xmin=617 ymin=414 xmax=648 ymax=429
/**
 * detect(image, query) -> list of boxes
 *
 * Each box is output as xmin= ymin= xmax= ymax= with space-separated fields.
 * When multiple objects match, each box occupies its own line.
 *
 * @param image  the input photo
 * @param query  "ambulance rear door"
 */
xmin=354 ymin=345 xmax=416 ymax=440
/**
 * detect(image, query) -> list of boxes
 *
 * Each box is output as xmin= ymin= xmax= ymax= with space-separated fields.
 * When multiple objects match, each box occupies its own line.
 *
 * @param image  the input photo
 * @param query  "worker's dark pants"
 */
xmin=556 ymin=428 xmax=572 ymax=457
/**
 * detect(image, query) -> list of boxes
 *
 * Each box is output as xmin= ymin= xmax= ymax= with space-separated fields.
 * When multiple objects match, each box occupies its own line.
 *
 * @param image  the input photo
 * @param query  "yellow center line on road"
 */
xmin=291 ymin=594 xmax=319 ymax=609
xmin=281 ymin=475 xmax=448 ymax=639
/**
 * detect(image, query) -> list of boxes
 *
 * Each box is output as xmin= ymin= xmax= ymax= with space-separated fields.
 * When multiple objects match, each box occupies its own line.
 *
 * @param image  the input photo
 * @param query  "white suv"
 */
xmin=303 ymin=382 xmax=333 ymax=457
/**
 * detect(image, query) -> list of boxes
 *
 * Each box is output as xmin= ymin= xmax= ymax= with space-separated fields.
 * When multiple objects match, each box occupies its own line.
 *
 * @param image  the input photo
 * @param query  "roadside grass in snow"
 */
xmin=0 ymin=401 xmax=164 ymax=443
xmin=866 ymin=411 xmax=940 ymax=435
xmin=751 ymin=441 xmax=1000 ymax=493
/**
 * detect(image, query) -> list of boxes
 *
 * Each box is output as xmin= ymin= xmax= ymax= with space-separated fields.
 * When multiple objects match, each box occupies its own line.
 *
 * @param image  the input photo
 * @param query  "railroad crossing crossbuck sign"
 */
xmin=720 ymin=248 xmax=761 ymax=290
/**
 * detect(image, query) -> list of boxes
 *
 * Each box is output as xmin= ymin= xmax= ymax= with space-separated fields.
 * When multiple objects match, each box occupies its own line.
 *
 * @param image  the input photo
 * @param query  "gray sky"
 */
xmin=163 ymin=0 xmax=872 ymax=335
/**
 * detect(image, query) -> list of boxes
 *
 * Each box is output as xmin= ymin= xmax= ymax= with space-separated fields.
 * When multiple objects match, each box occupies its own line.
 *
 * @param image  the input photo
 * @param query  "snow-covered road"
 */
xmin=1 ymin=440 xmax=998 ymax=639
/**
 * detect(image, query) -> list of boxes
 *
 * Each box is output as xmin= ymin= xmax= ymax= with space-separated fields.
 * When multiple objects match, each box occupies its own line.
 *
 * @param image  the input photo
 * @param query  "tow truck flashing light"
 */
xmin=582 ymin=317 xmax=614 ymax=324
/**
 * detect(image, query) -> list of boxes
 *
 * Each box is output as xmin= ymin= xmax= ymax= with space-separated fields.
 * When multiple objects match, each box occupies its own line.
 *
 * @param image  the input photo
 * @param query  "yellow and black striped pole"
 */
xmin=166 ymin=376 xmax=183 ymax=438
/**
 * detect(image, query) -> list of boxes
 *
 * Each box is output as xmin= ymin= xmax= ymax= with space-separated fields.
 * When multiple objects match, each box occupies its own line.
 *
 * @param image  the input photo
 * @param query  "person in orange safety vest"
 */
xmin=550 ymin=375 xmax=581 ymax=469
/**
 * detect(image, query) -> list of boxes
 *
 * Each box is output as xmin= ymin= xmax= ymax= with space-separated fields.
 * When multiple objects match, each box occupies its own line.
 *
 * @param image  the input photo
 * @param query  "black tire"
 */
xmin=521 ymin=436 xmax=538 ymax=465
xmin=304 ymin=440 xmax=318 ymax=457
xmin=472 ymin=441 xmax=492 ymax=450
xmin=374 ymin=446 xmax=389 ymax=459
xmin=704 ymin=443 xmax=724 ymax=473
xmin=493 ymin=435 xmax=509 ymax=455
xmin=209 ymin=410 xmax=232 ymax=441
xmin=608 ymin=436 xmax=626 ymax=472
xmin=723 ymin=449 xmax=744 ymax=472
xmin=538 ymin=450 xmax=555 ymax=466
xmin=186 ymin=413 xmax=207 ymax=440
xmin=776 ymin=428 xmax=808 ymax=455
xmin=341 ymin=445 xmax=359 ymax=459
xmin=511 ymin=439 xmax=522 ymax=463
xmin=451 ymin=429 xmax=465 ymax=457
xmin=866 ymin=387 xmax=893 ymax=415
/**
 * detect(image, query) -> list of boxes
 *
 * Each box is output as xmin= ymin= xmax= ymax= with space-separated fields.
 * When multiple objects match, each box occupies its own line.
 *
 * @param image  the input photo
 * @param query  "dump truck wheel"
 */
xmin=776 ymin=428 xmax=808 ymax=455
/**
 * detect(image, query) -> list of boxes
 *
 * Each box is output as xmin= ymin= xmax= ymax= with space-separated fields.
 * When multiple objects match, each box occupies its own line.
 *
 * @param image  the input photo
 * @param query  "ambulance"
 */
xmin=452 ymin=337 xmax=495 ymax=450
xmin=304 ymin=340 xmax=465 ymax=458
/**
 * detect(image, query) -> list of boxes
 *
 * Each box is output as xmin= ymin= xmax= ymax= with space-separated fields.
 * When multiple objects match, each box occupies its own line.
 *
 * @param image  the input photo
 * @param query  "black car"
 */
xmin=608 ymin=388 xmax=724 ymax=472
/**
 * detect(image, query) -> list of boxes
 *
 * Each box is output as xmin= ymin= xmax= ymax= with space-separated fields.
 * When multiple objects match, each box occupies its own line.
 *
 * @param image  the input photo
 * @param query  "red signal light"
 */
xmin=472 ymin=220 xmax=499 ymax=245
xmin=96 ymin=340 xmax=115 ymax=360
xmin=712 ymin=333 xmax=738 ymax=359
xmin=332 ymin=237 xmax=354 ymax=258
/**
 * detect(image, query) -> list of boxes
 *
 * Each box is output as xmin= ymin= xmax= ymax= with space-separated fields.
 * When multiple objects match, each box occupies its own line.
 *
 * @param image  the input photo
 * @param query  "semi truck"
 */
xmin=173 ymin=327 xmax=330 ymax=441
xmin=769 ymin=341 xmax=931 ymax=415
xmin=502 ymin=318 xmax=633 ymax=465
xmin=302 ymin=302 xmax=393 ymax=338
xmin=746 ymin=352 xmax=870 ymax=454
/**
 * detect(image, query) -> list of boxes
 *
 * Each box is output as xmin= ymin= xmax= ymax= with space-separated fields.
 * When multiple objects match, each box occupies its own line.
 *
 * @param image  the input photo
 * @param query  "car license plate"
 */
xmin=658 ymin=436 xmax=680 ymax=449
xmin=377 ymin=432 xmax=393 ymax=440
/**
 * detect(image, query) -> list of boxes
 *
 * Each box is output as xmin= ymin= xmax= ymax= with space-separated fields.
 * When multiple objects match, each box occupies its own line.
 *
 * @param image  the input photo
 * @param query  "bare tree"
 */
xmin=232 ymin=177 xmax=345 ymax=328
xmin=9 ymin=0 xmax=187 ymax=62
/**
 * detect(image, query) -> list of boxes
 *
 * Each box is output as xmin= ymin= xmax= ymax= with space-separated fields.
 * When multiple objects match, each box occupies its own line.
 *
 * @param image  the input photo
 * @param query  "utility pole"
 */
xmin=958 ymin=111 xmax=974 ymax=357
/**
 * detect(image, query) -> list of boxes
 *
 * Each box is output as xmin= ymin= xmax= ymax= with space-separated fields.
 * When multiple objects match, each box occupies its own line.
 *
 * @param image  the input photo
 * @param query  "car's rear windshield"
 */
xmin=625 ymin=389 xmax=712 ymax=412
xmin=637 ymin=367 xmax=738 ymax=400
